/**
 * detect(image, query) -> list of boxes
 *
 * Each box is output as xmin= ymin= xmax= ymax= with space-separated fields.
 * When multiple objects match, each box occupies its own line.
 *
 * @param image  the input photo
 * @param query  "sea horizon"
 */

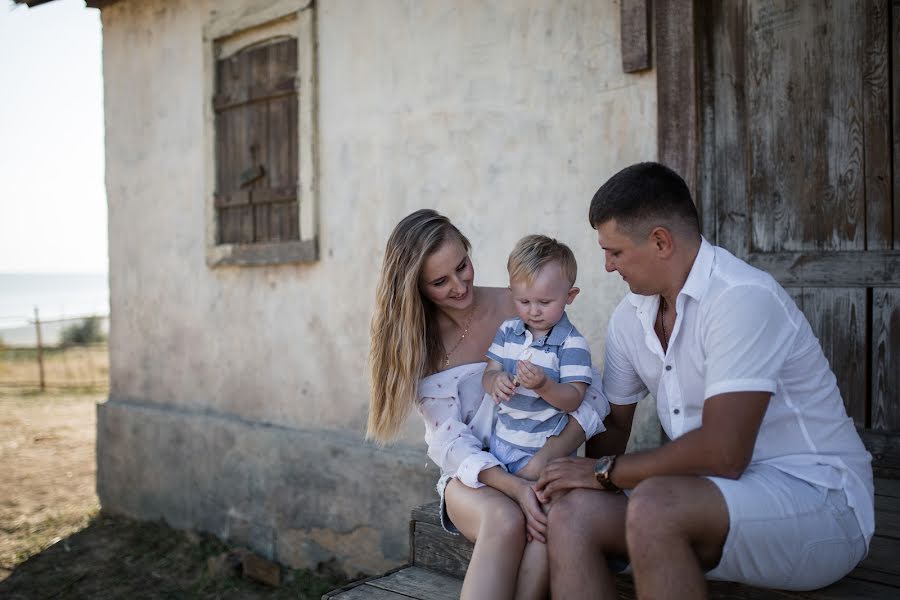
xmin=0 ymin=273 xmax=110 ymax=341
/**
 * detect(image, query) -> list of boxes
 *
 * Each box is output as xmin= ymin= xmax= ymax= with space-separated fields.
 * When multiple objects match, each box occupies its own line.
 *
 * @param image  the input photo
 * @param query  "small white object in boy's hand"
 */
xmin=512 ymin=349 xmax=534 ymax=386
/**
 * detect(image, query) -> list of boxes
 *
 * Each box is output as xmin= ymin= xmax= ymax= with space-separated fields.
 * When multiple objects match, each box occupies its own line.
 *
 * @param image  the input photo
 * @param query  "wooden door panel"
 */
xmin=799 ymin=288 xmax=868 ymax=427
xmin=746 ymin=0 xmax=868 ymax=253
xmin=872 ymin=289 xmax=900 ymax=431
xmin=695 ymin=0 xmax=898 ymax=434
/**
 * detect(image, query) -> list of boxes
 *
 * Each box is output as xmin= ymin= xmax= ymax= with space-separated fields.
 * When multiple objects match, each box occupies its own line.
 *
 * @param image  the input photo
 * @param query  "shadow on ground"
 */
xmin=0 ymin=513 xmax=347 ymax=600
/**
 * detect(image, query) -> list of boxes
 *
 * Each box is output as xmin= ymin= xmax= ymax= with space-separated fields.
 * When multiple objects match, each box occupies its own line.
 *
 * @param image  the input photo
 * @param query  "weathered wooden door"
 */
xmin=657 ymin=0 xmax=900 ymax=458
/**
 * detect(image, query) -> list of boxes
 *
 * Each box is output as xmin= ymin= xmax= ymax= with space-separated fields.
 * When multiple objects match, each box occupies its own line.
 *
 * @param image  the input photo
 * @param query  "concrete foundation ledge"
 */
xmin=96 ymin=397 xmax=438 ymax=577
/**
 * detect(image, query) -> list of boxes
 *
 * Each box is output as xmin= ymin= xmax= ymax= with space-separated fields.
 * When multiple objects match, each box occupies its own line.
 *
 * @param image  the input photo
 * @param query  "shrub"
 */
xmin=60 ymin=316 xmax=106 ymax=347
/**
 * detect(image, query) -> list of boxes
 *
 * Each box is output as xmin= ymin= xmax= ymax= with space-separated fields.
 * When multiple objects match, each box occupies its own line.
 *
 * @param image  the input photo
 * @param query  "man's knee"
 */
xmin=547 ymin=489 xmax=594 ymax=535
xmin=626 ymin=477 xmax=682 ymax=548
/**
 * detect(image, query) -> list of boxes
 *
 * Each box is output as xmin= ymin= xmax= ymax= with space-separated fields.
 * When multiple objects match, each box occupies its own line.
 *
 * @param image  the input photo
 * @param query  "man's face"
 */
xmin=596 ymin=219 xmax=660 ymax=295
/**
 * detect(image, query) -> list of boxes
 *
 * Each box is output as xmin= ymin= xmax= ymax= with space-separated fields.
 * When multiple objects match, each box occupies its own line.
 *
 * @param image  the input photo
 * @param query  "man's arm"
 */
xmin=536 ymin=392 xmax=769 ymax=498
xmin=608 ymin=391 xmax=770 ymax=488
xmin=586 ymin=403 xmax=635 ymax=458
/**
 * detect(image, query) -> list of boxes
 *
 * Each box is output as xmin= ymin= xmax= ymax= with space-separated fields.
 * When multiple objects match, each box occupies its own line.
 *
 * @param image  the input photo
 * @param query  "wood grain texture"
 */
xmin=746 ymin=251 xmax=900 ymax=287
xmin=656 ymin=0 xmax=700 ymax=198
xmin=214 ymin=37 xmax=299 ymax=245
xmin=800 ymin=288 xmax=867 ymax=426
xmin=700 ymin=0 xmax=749 ymax=254
xmin=864 ymin=0 xmax=892 ymax=250
xmin=368 ymin=566 xmax=462 ymax=600
xmin=621 ymin=0 xmax=651 ymax=73
xmin=860 ymin=429 xmax=900 ymax=478
xmin=411 ymin=521 xmax=473 ymax=580
xmin=746 ymin=0 xmax=866 ymax=253
xmin=894 ymin=0 xmax=900 ymax=251
xmin=872 ymin=289 xmax=900 ymax=431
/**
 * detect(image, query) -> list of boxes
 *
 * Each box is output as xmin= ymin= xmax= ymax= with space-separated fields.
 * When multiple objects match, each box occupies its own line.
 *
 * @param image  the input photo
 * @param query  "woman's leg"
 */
xmin=514 ymin=539 xmax=549 ymax=600
xmin=445 ymin=478 xmax=527 ymax=600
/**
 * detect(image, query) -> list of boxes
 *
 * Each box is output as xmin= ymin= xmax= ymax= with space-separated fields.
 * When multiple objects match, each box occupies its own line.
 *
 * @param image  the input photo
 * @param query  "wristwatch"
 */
xmin=593 ymin=455 xmax=620 ymax=492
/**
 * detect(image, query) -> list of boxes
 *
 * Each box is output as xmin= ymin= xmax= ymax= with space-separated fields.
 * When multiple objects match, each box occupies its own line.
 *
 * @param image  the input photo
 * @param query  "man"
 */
xmin=535 ymin=162 xmax=873 ymax=598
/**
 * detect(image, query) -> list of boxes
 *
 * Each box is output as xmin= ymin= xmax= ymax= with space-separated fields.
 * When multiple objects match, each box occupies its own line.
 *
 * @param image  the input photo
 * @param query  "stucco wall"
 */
xmin=98 ymin=0 xmax=656 ymax=575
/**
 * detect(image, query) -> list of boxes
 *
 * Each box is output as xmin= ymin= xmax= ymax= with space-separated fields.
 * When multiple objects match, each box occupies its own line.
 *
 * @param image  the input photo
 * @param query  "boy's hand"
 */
xmin=516 ymin=360 xmax=547 ymax=390
xmin=491 ymin=372 xmax=516 ymax=403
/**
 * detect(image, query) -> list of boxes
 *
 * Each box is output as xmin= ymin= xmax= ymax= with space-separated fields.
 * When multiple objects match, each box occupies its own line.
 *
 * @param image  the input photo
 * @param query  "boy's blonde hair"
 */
xmin=507 ymin=234 xmax=577 ymax=286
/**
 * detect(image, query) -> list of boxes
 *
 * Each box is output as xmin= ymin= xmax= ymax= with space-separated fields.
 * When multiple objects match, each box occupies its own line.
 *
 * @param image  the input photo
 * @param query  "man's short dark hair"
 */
xmin=588 ymin=162 xmax=701 ymax=240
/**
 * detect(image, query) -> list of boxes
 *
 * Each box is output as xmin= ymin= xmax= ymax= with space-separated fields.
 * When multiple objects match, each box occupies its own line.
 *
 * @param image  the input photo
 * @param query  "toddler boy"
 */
xmin=482 ymin=234 xmax=592 ymax=474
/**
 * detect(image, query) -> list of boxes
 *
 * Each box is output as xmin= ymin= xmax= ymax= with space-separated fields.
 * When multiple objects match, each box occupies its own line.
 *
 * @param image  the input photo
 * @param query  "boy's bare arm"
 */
xmin=483 ymin=359 xmax=515 ymax=402
xmin=535 ymin=380 xmax=586 ymax=412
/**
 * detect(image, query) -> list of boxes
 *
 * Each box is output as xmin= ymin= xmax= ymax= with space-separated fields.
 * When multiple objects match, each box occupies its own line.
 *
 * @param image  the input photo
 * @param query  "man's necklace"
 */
xmin=659 ymin=297 xmax=669 ymax=352
xmin=443 ymin=299 xmax=477 ymax=369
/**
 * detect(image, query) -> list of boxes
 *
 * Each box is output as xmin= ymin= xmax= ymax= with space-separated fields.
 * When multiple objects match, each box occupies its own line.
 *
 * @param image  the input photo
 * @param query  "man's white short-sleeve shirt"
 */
xmin=602 ymin=238 xmax=874 ymax=544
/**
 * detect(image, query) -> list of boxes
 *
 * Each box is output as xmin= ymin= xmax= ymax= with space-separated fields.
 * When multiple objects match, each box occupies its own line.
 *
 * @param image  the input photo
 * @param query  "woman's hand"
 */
xmin=512 ymin=478 xmax=548 ymax=543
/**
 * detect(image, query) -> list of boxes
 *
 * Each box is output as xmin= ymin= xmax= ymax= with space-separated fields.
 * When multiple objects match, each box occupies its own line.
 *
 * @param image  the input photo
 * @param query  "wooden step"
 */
xmin=409 ymin=502 xmax=472 ymax=579
xmin=327 ymin=474 xmax=900 ymax=599
xmin=323 ymin=565 xmax=462 ymax=600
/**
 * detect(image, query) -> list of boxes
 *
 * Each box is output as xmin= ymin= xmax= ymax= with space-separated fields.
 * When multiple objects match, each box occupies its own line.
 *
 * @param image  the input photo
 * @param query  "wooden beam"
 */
xmin=746 ymin=251 xmax=900 ymax=287
xmin=656 ymin=0 xmax=701 ymax=198
xmin=621 ymin=0 xmax=652 ymax=73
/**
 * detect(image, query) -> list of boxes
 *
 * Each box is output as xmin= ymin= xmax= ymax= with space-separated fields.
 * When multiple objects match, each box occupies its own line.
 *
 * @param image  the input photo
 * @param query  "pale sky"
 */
xmin=0 ymin=0 xmax=106 ymax=273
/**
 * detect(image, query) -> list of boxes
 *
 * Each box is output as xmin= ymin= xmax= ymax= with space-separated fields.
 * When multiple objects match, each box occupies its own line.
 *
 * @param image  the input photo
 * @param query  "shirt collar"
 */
xmin=512 ymin=312 xmax=574 ymax=346
xmin=625 ymin=236 xmax=715 ymax=318
xmin=680 ymin=236 xmax=715 ymax=302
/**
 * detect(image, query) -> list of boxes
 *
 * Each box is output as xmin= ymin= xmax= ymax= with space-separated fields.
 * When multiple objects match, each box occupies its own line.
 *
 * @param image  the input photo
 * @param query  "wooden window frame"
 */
xmin=203 ymin=0 xmax=317 ymax=267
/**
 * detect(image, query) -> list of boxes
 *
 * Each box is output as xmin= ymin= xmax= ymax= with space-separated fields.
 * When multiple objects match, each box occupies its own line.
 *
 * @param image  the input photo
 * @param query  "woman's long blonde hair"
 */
xmin=367 ymin=209 xmax=471 ymax=443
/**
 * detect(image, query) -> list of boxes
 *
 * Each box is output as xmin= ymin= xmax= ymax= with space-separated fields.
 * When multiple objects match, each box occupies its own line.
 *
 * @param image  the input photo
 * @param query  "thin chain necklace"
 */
xmin=444 ymin=298 xmax=477 ymax=369
xmin=658 ymin=297 xmax=669 ymax=352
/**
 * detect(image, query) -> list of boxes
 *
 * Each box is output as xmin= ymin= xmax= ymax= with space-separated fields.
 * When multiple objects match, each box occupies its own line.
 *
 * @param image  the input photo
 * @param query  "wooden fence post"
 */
xmin=34 ymin=307 xmax=45 ymax=392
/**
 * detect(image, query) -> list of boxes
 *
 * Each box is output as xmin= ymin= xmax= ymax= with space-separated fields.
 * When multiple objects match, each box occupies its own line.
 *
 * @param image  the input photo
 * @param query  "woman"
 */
xmin=367 ymin=209 xmax=608 ymax=599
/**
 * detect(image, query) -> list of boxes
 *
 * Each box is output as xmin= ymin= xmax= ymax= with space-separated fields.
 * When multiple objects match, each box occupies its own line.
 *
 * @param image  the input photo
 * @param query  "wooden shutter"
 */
xmin=692 ymin=0 xmax=900 ymax=434
xmin=214 ymin=37 xmax=299 ymax=245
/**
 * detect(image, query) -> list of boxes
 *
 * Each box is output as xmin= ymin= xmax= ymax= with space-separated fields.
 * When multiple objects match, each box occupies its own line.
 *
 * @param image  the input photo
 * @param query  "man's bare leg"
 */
xmin=626 ymin=476 xmax=730 ymax=600
xmin=547 ymin=488 xmax=629 ymax=600
xmin=444 ymin=479 xmax=527 ymax=600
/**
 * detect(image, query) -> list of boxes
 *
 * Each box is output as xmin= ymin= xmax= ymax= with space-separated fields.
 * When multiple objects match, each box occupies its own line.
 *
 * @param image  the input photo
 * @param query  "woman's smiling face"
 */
xmin=419 ymin=238 xmax=475 ymax=310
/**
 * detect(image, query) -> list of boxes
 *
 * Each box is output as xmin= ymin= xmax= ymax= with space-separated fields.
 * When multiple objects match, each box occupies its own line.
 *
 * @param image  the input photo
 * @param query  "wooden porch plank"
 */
xmin=367 ymin=566 xmax=462 ymax=600
xmin=850 ymin=534 xmax=900 ymax=587
xmin=411 ymin=521 xmax=472 ymax=580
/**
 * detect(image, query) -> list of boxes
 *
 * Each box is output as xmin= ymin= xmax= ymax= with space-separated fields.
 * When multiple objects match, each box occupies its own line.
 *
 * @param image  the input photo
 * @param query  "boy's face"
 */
xmin=510 ymin=262 xmax=579 ymax=336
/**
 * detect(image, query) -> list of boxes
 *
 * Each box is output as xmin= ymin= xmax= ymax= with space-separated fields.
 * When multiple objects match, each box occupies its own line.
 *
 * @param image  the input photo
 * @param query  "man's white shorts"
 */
xmin=704 ymin=463 xmax=867 ymax=590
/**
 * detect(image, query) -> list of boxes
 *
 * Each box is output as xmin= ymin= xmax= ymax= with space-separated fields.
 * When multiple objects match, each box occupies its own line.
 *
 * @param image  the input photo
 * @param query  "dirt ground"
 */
xmin=0 ymin=390 xmax=346 ymax=599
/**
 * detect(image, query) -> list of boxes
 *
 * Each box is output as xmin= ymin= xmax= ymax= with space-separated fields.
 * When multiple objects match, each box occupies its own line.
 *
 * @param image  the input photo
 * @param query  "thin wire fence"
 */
xmin=0 ymin=310 xmax=109 ymax=391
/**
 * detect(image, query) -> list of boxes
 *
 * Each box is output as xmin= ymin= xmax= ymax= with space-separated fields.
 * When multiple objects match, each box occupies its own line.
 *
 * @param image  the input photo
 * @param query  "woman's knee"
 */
xmin=478 ymin=497 xmax=526 ymax=544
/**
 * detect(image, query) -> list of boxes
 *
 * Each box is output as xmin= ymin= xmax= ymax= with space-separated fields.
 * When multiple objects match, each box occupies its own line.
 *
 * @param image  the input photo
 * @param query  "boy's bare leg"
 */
xmin=445 ymin=479 xmax=527 ymax=600
xmin=547 ymin=488 xmax=629 ymax=599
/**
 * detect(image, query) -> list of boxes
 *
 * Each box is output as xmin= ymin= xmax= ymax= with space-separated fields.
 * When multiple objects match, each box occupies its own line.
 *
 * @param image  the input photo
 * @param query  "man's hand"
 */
xmin=490 ymin=371 xmax=516 ymax=403
xmin=534 ymin=456 xmax=602 ymax=503
xmin=515 ymin=360 xmax=547 ymax=390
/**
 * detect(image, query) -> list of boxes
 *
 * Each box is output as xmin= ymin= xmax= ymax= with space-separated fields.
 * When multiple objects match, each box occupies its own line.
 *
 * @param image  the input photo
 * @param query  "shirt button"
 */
xmin=673 ymin=408 xmax=680 ymax=415
xmin=665 ymin=365 xmax=672 ymax=371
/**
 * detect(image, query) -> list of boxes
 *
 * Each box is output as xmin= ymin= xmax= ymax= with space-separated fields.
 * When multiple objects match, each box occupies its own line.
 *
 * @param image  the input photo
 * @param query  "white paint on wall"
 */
xmin=101 ymin=0 xmax=655 ymax=442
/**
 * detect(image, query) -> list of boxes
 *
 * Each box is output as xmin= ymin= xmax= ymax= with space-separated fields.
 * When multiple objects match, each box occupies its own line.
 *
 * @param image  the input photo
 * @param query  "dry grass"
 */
xmin=0 ymin=344 xmax=108 ymax=390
